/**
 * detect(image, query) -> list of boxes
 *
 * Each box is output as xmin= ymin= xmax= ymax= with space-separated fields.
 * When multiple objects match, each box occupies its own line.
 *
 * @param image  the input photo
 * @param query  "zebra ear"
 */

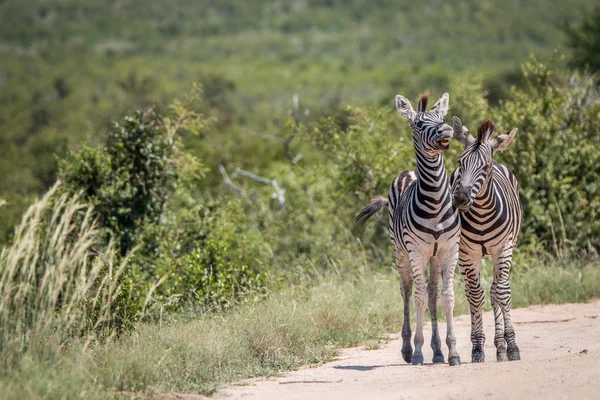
xmin=431 ymin=93 xmax=450 ymax=117
xmin=452 ymin=116 xmax=475 ymax=147
xmin=492 ymin=128 xmax=518 ymax=152
xmin=395 ymin=95 xmax=416 ymax=122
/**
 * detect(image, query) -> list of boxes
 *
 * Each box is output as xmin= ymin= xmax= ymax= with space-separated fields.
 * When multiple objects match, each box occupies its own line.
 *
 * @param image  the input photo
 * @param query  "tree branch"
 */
xmin=232 ymin=168 xmax=285 ymax=210
xmin=218 ymin=164 xmax=245 ymax=196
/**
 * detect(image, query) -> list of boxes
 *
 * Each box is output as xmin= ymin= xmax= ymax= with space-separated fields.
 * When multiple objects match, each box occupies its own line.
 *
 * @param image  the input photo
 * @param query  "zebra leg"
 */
xmin=494 ymin=244 xmax=520 ymax=361
xmin=441 ymin=245 xmax=461 ymax=366
xmin=490 ymin=266 xmax=508 ymax=362
xmin=459 ymin=250 xmax=486 ymax=363
xmin=428 ymin=257 xmax=445 ymax=364
xmin=395 ymin=248 xmax=413 ymax=363
xmin=410 ymin=254 xmax=427 ymax=365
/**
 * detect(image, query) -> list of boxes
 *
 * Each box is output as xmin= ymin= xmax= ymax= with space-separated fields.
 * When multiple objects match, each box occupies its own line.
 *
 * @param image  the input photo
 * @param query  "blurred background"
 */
xmin=1 ymin=0 xmax=598 ymax=240
xmin=0 ymin=2 xmax=600 ymax=396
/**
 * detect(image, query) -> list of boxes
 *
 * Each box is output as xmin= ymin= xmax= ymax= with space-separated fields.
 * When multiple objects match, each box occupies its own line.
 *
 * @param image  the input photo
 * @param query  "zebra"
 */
xmin=356 ymin=93 xmax=462 ymax=366
xmin=450 ymin=117 xmax=521 ymax=363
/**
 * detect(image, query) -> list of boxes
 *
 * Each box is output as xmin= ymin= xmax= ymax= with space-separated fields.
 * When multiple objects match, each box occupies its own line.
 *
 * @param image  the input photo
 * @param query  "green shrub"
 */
xmin=132 ymin=199 xmax=268 ymax=312
xmin=59 ymin=109 xmax=175 ymax=255
xmin=58 ymin=98 xmax=268 ymax=313
xmin=172 ymin=239 xmax=266 ymax=309
xmin=494 ymin=55 xmax=600 ymax=252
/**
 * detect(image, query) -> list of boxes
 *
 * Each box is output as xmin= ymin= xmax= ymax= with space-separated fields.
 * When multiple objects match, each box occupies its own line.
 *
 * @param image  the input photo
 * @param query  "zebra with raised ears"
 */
xmin=451 ymin=117 xmax=522 ymax=363
xmin=356 ymin=93 xmax=462 ymax=366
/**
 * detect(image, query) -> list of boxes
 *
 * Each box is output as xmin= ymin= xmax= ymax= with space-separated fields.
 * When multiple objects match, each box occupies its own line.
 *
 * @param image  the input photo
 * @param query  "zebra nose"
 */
xmin=453 ymin=186 xmax=472 ymax=207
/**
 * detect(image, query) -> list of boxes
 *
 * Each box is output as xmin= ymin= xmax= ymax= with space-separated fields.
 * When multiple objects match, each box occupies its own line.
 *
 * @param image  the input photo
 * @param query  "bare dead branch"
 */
xmin=243 ymin=129 xmax=284 ymax=142
xmin=284 ymin=134 xmax=303 ymax=164
xmin=218 ymin=164 xmax=245 ymax=196
xmin=233 ymin=168 xmax=272 ymax=185
xmin=233 ymin=168 xmax=285 ymax=210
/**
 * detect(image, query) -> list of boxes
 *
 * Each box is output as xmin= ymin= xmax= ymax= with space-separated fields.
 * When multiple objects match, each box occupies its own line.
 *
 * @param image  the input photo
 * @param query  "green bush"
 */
xmin=58 ymin=99 xmax=268 ymax=313
xmin=131 ymin=199 xmax=268 ymax=312
xmin=172 ymin=239 xmax=266 ymax=309
xmin=59 ymin=109 xmax=175 ymax=255
xmin=494 ymin=56 xmax=600 ymax=252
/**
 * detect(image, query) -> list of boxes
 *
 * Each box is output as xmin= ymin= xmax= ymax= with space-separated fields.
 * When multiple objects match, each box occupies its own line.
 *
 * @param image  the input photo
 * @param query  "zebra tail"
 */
xmin=354 ymin=195 xmax=389 ymax=226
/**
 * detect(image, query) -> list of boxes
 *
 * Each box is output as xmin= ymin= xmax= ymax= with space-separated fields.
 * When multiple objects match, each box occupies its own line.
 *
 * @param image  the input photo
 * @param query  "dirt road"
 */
xmin=219 ymin=301 xmax=600 ymax=400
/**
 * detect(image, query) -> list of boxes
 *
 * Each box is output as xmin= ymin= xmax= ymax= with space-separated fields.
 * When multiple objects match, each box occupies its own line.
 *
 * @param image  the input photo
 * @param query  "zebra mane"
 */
xmin=417 ymin=93 xmax=429 ymax=113
xmin=477 ymin=120 xmax=495 ymax=144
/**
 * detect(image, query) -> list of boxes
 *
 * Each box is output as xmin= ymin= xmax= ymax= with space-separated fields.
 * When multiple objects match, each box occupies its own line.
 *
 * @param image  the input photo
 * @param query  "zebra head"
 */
xmin=395 ymin=93 xmax=453 ymax=156
xmin=451 ymin=117 xmax=518 ymax=211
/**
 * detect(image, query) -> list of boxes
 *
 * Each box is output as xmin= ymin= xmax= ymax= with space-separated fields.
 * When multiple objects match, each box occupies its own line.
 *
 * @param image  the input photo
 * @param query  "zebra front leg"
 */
xmin=493 ymin=244 xmax=520 ymax=361
xmin=410 ymin=254 xmax=427 ymax=365
xmin=441 ymin=245 xmax=461 ymax=366
xmin=428 ymin=257 xmax=444 ymax=364
xmin=459 ymin=251 xmax=486 ymax=363
xmin=395 ymin=248 xmax=413 ymax=363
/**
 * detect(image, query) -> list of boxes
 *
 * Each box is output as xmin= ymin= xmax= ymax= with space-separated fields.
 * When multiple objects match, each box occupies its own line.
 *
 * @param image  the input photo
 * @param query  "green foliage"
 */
xmin=565 ymin=6 xmax=600 ymax=72
xmin=308 ymin=107 xmax=414 ymax=199
xmin=494 ymin=55 xmax=600 ymax=252
xmin=57 ymin=96 xmax=267 ymax=314
xmin=0 ymin=0 xmax=595 ymax=242
xmin=59 ymin=109 xmax=175 ymax=254
xmin=172 ymin=240 xmax=266 ymax=309
xmin=131 ymin=199 xmax=268 ymax=312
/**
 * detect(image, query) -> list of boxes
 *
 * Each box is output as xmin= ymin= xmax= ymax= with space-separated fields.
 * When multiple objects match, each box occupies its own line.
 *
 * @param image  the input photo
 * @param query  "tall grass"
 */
xmin=0 ymin=183 xmax=125 ymax=366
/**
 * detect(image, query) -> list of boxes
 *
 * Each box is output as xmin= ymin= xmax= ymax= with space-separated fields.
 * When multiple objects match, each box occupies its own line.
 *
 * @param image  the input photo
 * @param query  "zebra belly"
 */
xmin=397 ymin=228 xmax=460 ymax=260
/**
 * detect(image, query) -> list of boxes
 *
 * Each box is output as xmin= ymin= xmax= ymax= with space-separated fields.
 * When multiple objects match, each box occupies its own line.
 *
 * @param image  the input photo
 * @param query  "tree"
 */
xmin=59 ymin=109 xmax=176 ymax=255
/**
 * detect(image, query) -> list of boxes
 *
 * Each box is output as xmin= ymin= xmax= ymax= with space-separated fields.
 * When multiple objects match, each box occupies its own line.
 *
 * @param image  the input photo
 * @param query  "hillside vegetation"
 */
xmin=0 ymin=0 xmax=596 ymax=239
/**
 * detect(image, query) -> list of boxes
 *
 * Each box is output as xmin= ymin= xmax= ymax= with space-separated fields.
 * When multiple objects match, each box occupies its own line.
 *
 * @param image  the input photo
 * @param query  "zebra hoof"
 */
xmin=472 ymin=345 xmax=485 ymax=363
xmin=401 ymin=344 xmax=413 ymax=364
xmin=432 ymin=353 xmax=445 ymax=364
xmin=402 ymin=348 xmax=412 ymax=364
xmin=497 ymin=351 xmax=509 ymax=362
xmin=448 ymin=356 xmax=461 ymax=366
xmin=411 ymin=352 xmax=424 ymax=365
xmin=507 ymin=344 xmax=521 ymax=361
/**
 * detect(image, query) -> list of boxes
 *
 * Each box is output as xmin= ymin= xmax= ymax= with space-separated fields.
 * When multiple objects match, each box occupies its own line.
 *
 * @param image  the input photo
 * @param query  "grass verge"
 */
xmin=2 ymin=255 xmax=599 ymax=398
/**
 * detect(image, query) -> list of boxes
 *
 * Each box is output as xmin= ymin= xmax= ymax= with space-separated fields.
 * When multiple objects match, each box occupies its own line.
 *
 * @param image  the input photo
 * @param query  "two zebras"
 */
xmin=356 ymin=93 xmax=521 ymax=365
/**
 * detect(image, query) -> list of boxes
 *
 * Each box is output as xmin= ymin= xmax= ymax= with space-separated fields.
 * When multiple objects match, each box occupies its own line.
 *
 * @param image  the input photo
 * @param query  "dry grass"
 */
xmin=0 ymin=183 xmax=128 ymax=398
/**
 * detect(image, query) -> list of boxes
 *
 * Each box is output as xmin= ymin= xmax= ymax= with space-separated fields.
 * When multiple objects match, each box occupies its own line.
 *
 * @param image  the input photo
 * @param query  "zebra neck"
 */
xmin=473 ymin=174 xmax=497 ymax=209
xmin=414 ymin=148 xmax=448 ymax=195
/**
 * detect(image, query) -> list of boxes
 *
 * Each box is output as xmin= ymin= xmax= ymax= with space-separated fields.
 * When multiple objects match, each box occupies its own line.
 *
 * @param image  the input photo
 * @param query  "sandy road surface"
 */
xmin=218 ymin=301 xmax=600 ymax=400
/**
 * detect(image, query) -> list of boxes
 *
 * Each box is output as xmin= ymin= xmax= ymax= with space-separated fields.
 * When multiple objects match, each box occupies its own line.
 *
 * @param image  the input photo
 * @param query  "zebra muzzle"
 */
xmin=453 ymin=187 xmax=472 ymax=210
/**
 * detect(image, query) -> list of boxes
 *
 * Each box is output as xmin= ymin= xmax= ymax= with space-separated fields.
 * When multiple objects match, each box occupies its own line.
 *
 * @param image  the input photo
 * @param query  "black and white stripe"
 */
xmin=451 ymin=117 xmax=522 ymax=363
xmin=356 ymin=93 xmax=462 ymax=366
